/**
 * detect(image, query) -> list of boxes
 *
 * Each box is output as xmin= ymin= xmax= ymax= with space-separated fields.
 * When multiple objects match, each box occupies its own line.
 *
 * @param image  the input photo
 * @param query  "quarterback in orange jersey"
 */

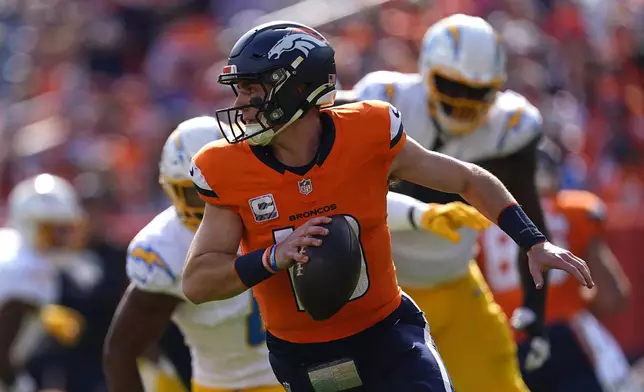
xmin=182 ymin=21 xmax=593 ymax=392
xmin=479 ymin=139 xmax=631 ymax=392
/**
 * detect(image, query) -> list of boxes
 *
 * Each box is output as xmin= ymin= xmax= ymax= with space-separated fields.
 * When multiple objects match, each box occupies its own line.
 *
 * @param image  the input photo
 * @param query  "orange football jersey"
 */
xmin=479 ymin=190 xmax=606 ymax=324
xmin=190 ymin=100 xmax=406 ymax=343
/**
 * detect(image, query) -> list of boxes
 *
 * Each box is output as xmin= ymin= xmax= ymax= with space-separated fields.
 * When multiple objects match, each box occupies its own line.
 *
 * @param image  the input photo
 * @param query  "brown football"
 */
xmin=292 ymin=215 xmax=362 ymax=321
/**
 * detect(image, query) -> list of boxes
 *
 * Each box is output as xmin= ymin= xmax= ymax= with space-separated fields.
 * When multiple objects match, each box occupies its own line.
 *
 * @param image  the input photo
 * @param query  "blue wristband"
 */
xmin=269 ymin=245 xmax=279 ymax=272
xmin=234 ymin=249 xmax=274 ymax=288
xmin=498 ymin=204 xmax=547 ymax=252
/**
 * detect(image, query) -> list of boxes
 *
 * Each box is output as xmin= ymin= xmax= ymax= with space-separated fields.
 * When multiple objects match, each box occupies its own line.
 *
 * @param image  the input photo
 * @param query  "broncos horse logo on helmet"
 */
xmin=267 ymin=32 xmax=327 ymax=60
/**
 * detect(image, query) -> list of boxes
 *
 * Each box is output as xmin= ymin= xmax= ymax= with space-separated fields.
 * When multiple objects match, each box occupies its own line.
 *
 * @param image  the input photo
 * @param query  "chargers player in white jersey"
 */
xmin=0 ymin=174 xmax=87 ymax=392
xmin=337 ymin=14 xmax=551 ymax=392
xmin=103 ymin=116 xmax=281 ymax=392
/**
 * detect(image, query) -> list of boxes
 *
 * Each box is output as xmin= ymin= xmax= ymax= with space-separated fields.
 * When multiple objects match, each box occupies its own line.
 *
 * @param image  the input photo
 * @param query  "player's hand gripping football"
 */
xmin=273 ymin=216 xmax=331 ymax=269
xmin=527 ymin=241 xmax=594 ymax=289
xmin=420 ymin=202 xmax=491 ymax=242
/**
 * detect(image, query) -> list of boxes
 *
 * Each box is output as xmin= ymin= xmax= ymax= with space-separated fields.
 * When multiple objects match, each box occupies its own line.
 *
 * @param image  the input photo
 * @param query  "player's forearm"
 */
xmin=393 ymin=140 xmax=516 ymax=221
xmin=103 ymin=317 xmax=146 ymax=392
xmin=0 ymin=301 xmax=35 ymax=391
xmin=395 ymin=144 xmax=545 ymax=248
xmin=459 ymin=164 xmax=548 ymax=255
xmin=386 ymin=192 xmax=428 ymax=232
xmin=103 ymin=353 xmax=145 ymax=392
xmin=182 ymin=252 xmax=247 ymax=303
xmin=0 ymin=358 xmax=16 ymax=391
xmin=457 ymin=164 xmax=517 ymax=221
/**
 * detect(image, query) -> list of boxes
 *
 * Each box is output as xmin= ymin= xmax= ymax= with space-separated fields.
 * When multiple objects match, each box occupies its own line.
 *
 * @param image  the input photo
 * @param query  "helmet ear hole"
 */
xmin=264 ymin=69 xmax=287 ymax=85
xmin=269 ymin=108 xmax=284 ymax=121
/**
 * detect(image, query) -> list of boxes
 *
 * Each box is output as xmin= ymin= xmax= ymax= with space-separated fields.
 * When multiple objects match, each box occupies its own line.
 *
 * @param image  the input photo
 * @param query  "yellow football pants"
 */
xmin=139 ymin=355 xmax=282 ymax=392
xmin=155 ymin=372 xmax=187 ymax=392
xmin=151 ymin=364 xmax=284 ymax=392
xmin=192 ymin=382 xmax=284 ymax=392
xmin=403 ymin=262 xmax=528 ymax=392
xmin=138 ymin=358 xmax=187 ymax=392
xmin=150 ymin=367 xmax=284 ymax=392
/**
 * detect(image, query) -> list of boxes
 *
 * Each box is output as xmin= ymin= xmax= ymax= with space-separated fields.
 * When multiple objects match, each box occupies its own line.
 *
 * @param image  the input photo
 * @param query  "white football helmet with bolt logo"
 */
xmin=159 ymin=116 xmax=225 ymax=231
xmin=419 ymin=13 xmax=507 ymax=136
xmin=8 ymin=174 xmax=87 ymax=258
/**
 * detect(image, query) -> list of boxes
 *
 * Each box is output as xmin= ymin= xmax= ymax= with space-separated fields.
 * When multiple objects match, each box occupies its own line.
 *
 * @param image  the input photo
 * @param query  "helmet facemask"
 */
xmin=427 ymin=67 xmax=503 ymax=136
xmin=158 ymin=116 xmax=220 ymax=232
xmin=33 ymin=218 xmax=88 ymax=254
xmin=216 ymin=68 xmax=285 ymax=146
xmin=7 ymin=174 xmax=87 ymax=262
xmin=216 ymin=67 xmax=335 ymax=146
xmin=160 ymin=177 xmax=205 ymax=232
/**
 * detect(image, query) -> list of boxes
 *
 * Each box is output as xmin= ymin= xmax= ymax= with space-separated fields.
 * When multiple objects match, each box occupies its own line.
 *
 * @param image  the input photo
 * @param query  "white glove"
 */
xmin=523 ymin=336 xmax=551 ymax=372
xmin=511 ymin=307 xmax=551 ymax=372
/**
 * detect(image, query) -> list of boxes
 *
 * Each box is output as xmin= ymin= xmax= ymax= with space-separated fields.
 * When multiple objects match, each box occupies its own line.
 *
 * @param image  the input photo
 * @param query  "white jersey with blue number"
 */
xmin=354 ymin=71 xmax=543 ymax=287
xmin=126 ymin=207 xmax=276 ymax=389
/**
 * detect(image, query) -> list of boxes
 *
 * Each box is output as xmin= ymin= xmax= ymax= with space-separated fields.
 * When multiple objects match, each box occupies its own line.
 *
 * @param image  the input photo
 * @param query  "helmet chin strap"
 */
xmin=246 ymin=122 xmax=275 ymax=146
xmin=430 ymin=101 xmax=482 ymax=137
xmin=245 ymin=96 xmax=279 ymax=146
xmin=246 ymin=110 xmax=303 ymax=146
xmin=246 ymin=84 xmax=335 ymax=146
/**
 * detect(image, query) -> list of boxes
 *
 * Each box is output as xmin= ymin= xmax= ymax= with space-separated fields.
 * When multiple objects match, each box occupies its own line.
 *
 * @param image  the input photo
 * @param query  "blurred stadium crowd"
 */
xmin=1 ymin=0 xmax=644 ymax=214
xmin=0 ymin=0 xmax=643 ymax=391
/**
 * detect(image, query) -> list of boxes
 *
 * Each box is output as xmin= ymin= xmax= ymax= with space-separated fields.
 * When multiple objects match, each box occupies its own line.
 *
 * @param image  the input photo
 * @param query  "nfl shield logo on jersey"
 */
xmin=282 ymin=382 xmax=292 ymax=392
xmin=298 ymin=179 xmax=313 ymax=195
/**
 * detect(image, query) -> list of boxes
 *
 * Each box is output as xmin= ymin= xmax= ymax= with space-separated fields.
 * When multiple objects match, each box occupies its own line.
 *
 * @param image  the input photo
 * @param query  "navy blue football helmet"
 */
xmin=215 ymin=21 xmax=337 ymax=145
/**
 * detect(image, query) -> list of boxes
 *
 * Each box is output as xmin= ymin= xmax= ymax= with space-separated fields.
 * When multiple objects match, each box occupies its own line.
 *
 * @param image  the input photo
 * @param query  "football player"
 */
xmin=0 ymin=174 xmax=87 ymax=392
xmin=479 ymin=139 xmax=632 ymax=392
xmin=337 ymin=13 xmax=551 ymax=392
xmin=103 ymin=117 xmax=281 ymax=392
xmin=183 ymin=21 xmax=592 ymax=392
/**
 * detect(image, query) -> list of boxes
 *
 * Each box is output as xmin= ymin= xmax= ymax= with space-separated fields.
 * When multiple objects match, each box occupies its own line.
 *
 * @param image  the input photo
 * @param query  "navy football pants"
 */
xmin=267 ymin=295 xmax=454 ymax=392
xmin=518 ymin=322 xmax=603 ymax=392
